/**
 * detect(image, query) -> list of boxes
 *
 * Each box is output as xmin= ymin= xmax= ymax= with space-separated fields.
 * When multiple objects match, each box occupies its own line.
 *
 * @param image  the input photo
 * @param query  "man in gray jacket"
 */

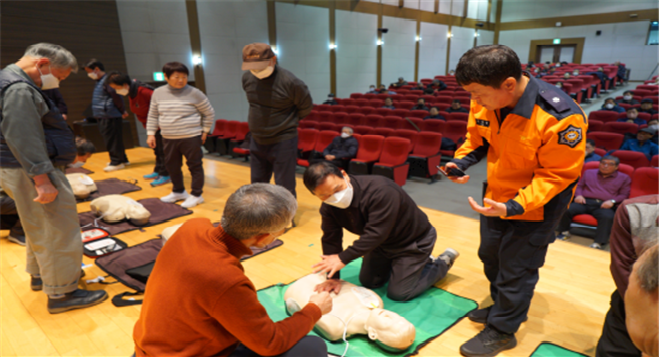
xmin=241 ymin=43 xmax=313 ymax=200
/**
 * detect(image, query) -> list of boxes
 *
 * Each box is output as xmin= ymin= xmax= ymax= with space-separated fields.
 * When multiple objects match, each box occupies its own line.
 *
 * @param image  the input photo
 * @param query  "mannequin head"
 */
xmin=366 ymin=308 xmax=416 ymax=351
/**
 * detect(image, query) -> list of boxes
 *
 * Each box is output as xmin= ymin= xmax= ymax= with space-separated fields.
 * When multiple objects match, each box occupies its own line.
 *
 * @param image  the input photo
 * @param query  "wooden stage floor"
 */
xmin=0 ymin=147 xmax=614 ymax=356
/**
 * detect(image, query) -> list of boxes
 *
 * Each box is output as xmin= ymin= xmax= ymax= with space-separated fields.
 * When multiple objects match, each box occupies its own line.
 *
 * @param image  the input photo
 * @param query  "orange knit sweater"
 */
xmin=133 ymin=218 xmax=322 ymax=357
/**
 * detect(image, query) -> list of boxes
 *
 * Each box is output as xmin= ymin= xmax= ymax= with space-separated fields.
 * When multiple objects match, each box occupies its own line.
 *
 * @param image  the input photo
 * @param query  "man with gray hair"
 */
xmin=0 ymin=43 xmax=108 ymax=313
xmin=133 ymin=183 xmax=332 ymax=357
xmin=625 ymin=242 xmax=658 ymax=357
xmin=310 ymin=127 xmax=358 ymax=169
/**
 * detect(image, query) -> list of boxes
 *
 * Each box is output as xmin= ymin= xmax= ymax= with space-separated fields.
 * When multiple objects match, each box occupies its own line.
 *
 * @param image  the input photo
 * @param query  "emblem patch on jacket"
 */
xmin=558 ymin=125 xmax=582 ymax=148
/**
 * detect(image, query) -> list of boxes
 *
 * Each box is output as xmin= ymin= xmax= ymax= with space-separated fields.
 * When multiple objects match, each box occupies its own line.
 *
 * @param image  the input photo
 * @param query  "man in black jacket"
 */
xmin=446 ymin=99 xmax=469 ymax=113
xmin=310 ymin=127 xmax=358 ymax=169
xmin=242 ymin=43 xmax=313 ymax=199
xmin=302 ymin=162 xmax=459 ymax=301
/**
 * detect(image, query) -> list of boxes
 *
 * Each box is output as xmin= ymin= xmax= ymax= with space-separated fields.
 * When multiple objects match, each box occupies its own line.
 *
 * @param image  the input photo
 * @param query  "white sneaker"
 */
xmin=181 ymin=195 xmax=204 ymax=208
xmin=161 ymin=191 xmax=190 ymax=203
xmin=103 ymin=163 xmax=125 ymax=172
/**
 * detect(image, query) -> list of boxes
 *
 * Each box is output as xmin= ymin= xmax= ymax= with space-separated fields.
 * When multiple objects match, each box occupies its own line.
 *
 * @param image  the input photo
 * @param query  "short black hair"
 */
xmin=604 ymin=97 xmax=615 ymax=103
xmin=163 ymin=62 xmax=189 ymax=78
xmin=105 ymin=71 xmax=131 ymax=86
xmin=623 ymin=90 xmax=633 ymax=95
xmin=75 ymin=137 xmax=96 ymax=156
xmin=627 ymin=107 xmax=638 ymax=112
xmin=600 ymin=155 xmax=620 ymax=166
xmin=586 ymin=138 xmax=596 ymax=146
xmin=452 ymin=99 xmax=461 ymax=104
xmin=83 ymin=58 xmax=104 ymax=71
xmin=303 ymin=162 xmax=343 ymax=193
xmin=456 ymin=45 xmax=522 ymax=88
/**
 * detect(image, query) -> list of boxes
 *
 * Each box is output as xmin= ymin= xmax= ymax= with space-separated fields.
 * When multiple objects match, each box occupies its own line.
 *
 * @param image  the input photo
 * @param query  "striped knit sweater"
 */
xmin=146 ymin=84 xmax=215 ymax=139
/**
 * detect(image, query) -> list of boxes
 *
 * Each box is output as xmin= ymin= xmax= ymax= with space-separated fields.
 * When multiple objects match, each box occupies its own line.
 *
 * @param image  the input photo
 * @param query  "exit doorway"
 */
xmin=536 ymin=45 xmax=576 ymax=64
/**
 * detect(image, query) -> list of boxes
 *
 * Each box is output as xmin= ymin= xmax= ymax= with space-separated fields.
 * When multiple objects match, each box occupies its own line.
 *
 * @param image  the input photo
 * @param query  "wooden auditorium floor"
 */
xmin=1 ymin=147 xmax=615 ymax=357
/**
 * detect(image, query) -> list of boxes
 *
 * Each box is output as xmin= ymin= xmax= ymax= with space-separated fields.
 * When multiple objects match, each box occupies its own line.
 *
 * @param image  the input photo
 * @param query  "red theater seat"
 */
xmin=610 ymin=150 xmax=651 ymax=169
xmin=348 ymin=135 xmax=385 ymax=175
xmin=297 ymin=130 xmax=339 ymax=168
xmin=393 ymin=129 xmax=418 ymax=153
xmin=587 ymin=132 xmax=624 ymax=151
xmin=589 ymin=111 xmax=619 ymax=123
xmin=408 ymin=132 xmax=443 ymax=180
xmin=630 ymin=167 xmax=659 ymax=198
xmin=372 ymin=137 xmax=411 ymax=186
xmin=603 ymin=122 xmax=639 ymax=135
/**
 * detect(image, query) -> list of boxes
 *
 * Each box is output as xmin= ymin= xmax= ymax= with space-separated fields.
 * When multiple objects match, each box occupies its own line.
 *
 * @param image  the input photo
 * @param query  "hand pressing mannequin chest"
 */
xmin=284 ymin=273 xmax=416 ymax=351
xmin=66 ymin=173 xmax=97 ymax=199
xmin=90 ymin=194 xmax=151 ymax=226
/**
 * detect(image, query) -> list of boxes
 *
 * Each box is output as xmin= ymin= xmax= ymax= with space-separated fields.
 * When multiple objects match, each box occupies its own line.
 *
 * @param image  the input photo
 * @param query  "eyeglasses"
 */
xmin=600 ymin=162 xmax=617 ymax=167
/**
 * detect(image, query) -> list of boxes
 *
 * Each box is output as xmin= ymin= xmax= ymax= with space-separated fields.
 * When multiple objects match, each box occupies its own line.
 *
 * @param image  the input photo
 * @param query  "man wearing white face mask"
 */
xmin=309 ymin=127 xmax=358 ymax=169
xmin=616 ymin=91 xmax=640 ymax=105
xmin=83 ymin=59 xmax=129 ymax=172
xmin=601 ymin=97 xmax=626 ymax=114
xmin=242 ymin=43 xmax=313 ymax=202
xmin=303 ymin=161 xmax=459 ymax=302
xmin=0 ymin=43 xmax=108 ymax=313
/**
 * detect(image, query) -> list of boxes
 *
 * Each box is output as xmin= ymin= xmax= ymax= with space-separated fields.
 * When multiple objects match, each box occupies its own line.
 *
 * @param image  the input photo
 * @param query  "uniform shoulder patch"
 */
xmin=558 ymin=125 xmax=583 ymax=148
xmin=539 ymin=90 xmax=570 ymax=113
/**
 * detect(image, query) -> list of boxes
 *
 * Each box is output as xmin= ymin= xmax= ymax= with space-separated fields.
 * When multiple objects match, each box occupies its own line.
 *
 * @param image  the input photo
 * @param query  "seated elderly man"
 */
xmin=310 ymin=127 xmax=358 ymax=170
xmin=556 ymin=156 xmax=631 ymax=249
xmin=639 ymin=98 xmax=658 ymax=115
xmin=601 ymin=98 xmax=626 ymax=114
xmin=446 ymin=99 xmax=469 ymax=113
xmin=617 ymin=108 xmax=647 ymax=126
xmin=133 ymin=183 xmax=332 ymax=357
xmin=620 ymin=128 xmax=659 ymax=161
xmin=616 ymin=91 xmax=640 ymax=105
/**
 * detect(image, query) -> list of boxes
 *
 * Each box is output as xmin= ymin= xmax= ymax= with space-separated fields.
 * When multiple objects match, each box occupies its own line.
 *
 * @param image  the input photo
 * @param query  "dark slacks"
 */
xmin=98 ymin=117 xmax=128 ymax=165
xmin=0 ymin=193 xmax=23 ymax=237
xmin=556 ymin=199 xmax=616 ymax=244
xmin=229 ymin=336 xmax=327 ymax=357
xmin=358 ymin=227 xmax=448 ymax=301
xmin=308 ymin=152 xmax=350 ymax=170
xmin=153 ymin=130 xmax=169 ymax=177
xmin=250 ymin=136 xmax=297 ymax=198
xmin=163 ymin=136 xmax=204 ymax=197
xmin=595 ymin=290 xmax=641 ymax=357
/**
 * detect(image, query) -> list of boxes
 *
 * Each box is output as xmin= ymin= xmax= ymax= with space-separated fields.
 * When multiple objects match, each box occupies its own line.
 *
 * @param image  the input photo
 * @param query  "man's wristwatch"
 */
xmin=610 ymin=199 xmax=616 ymax=204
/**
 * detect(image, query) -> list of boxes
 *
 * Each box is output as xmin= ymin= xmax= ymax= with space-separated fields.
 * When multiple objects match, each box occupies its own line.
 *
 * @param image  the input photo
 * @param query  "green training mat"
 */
xmin=530 ymin=342 xmax=589 ymax=357
xmin=257 ymin=258 xmax=477 ymax=357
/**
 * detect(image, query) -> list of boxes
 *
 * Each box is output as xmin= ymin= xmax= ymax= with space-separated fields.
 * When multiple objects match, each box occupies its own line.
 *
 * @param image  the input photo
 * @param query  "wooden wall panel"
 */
xmin=0 ymin=0 xmax=137 ymax=146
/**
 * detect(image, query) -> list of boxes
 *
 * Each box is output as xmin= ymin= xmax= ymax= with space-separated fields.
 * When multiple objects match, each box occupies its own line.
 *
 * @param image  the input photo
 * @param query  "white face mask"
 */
xmin=324 ymin=178 xmax=353 ymax=209
xmin=605 ymin=104 xmax=614 ymax=109
xmin=115 ymin=87 xmax=129 ymax=96
xmin=648 ymin=124 xmax=659 ymax=132
xmin=251 ymin=65 xmax=274 ymax=79
xmin=556 ymin=84 xmax=562 ymax=88
xmin=369 ymin=87 xmax=375 ymax=91
xmin=573 ymin=71 xmax=579 ymax=75
xmin=88 ymin=72 xmax=99 ymax=80
xmin=341 ymin=133 xmax=350 ymax=139
xmin=555 ymin=64 xmax=561 ymax=68
xmin=37 ymin=65 xmax=59 ymax=90
xmin=623 ymin=95 xmax=632 ymax=100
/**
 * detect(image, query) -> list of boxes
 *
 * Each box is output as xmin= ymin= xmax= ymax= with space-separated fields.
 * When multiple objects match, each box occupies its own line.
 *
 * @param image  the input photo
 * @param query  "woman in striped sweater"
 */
xmin=146 ymin=62 xmax=215 ymax=208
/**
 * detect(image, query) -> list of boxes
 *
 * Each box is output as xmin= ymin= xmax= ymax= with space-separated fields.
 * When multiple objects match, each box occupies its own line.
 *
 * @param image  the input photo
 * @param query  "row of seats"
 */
xmin=309 ymin=105 xmax=469 ymax=117
xmin=298 ymin=120 xmax=467 ymax=145
xmin=587 ymin=121 xmax=652 ymax=135
xmin=305 ymin=111 xmax=469 ymax=124
xmin=333 ymin=97 xmax=472 ymax=109
xmin=206 ymin=119 xmax=250 ymax=158
xmin=297 ymin=129 xmax=447 ymax=186
xmin=589 ymin=111 xmax=657 ymax=123
xmin=588 ymin=142 xmax=658 ymax=169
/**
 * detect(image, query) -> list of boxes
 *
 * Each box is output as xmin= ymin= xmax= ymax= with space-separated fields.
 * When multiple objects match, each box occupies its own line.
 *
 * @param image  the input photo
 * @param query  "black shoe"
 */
xmin=31 ymin=270 xmax=87 ymax=292
xmin=468 ymin=306 xmax=493 ymax=324
xmin=460 ymin=325 xmax=517 ymax=357
xmin=467 ymin=306 xmax=528 ymax=324
xmin=7 ymin=234 xmax=25 ymax=246
xmin=47 ymin=289 xmax=108 ymax=314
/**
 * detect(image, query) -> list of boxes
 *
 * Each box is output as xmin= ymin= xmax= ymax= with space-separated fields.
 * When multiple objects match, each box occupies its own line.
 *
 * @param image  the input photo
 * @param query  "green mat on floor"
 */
xmin=257 ymin=258 xmax=477 ymax=357
xmin=530 ymin=342 xmax=589 ymax=357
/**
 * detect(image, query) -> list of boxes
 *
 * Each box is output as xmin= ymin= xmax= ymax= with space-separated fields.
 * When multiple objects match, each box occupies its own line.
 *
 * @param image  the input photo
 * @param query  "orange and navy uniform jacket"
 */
xmin=451 ymin=73 xmax=588 ymax=221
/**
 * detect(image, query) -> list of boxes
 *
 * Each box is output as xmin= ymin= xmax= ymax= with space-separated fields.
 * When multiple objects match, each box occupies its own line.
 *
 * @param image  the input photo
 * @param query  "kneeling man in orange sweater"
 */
xmin=133 ymin=183 xmax=332 ymax=357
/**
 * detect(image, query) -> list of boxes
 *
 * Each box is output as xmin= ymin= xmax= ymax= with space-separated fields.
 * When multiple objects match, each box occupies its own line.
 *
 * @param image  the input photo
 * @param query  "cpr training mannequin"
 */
xmin=66 ymin=173 xmax=98 ymax=199
xmin=161 ymin=223 xmax=183 ymax=243
xmin=90 ymin=195 xmax=151 ymax=226
xmin=284 ymin=273 xmax=416 ymax=352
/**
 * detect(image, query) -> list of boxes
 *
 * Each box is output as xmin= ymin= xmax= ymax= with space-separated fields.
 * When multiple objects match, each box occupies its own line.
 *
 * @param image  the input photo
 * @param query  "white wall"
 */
xmin=336 ymin=10 xmax=378 ymax=98
xmin=418 ymin=22 xmax=449 ymax=79
xmin=449 ymin=26 xmax=476 ymax=72
xmin=404 ymin=0 xmax=420 ymax=9
xmin=420 ymin=0 xmax=435 ymax=12
xmin=275 ymin=3 xmax=330 ymax=104
xmin=117 ymin=0 xmax=194 ymax=83
xmin=467 ymin=0 xmax=489 ymax=21
xmin=477 ymin=29 xmax=495 ymax=46
xmin=499 ymin=21 xmax=658 ymax=80
xmin=382 ymin=16 xmax=416 ymax=85
xmin=500 ymin=0 xmax=658 ymax=22
xmin=197 ymin=0 xmax=268 ymax=122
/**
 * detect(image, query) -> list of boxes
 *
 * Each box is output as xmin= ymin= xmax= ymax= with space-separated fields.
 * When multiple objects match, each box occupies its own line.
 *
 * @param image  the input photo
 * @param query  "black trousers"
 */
xmin=250 ymin=136 xmax=297 ymax=198
xmin=556 ymin=199 xmax=616 ymax=244
xmin=229 ymin=336 xmax=327 ymax=357
xmin=595 ymin=290 xmax=641 ymax=357
xmin=163 ymin=136 xmax=204 ymax=197
xmin=0 ymin=194 xmax=23 ymax=237
xmin=98 ymin=117 xmax=128 ymax=165
xmin=308 ymin=152 xmax=350 ymax=170
xmin=153 ymin=130 xmax=169 ymax=176
xmin=358 ymin=227 xmax=449 ymax=301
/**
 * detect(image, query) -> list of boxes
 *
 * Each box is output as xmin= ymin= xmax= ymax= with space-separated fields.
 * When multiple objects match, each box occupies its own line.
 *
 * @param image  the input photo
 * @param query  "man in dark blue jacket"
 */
xmin=311 ymin=127 xmax=358 ymax=169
